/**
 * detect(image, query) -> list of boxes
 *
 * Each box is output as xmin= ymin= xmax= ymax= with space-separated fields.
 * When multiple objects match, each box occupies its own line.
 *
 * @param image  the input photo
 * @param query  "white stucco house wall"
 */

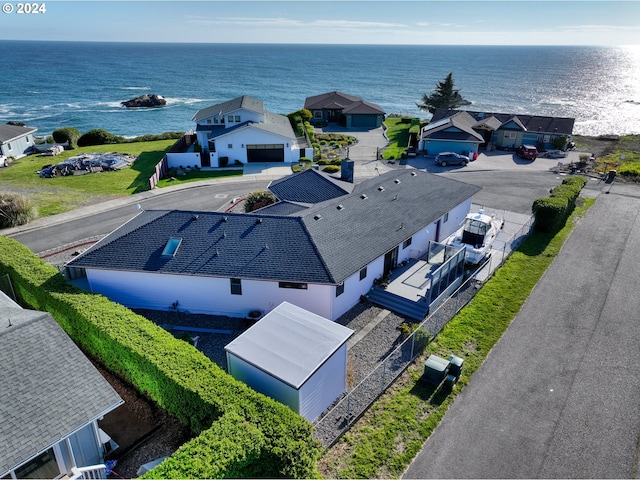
xmin=65 ymin=169 xmax=481 ymax=321
xmin=0 ymin=291 xmax=123 ymax=480
xmin=186 ymin=95 xmax=312 ymax=168
xmin=224 ymin=302 xmax=353 ymax=421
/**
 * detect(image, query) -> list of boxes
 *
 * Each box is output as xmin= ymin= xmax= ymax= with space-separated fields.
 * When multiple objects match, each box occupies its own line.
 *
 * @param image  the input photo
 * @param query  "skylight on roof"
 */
xmin=161 ymin=237 xmax=182 ymax=257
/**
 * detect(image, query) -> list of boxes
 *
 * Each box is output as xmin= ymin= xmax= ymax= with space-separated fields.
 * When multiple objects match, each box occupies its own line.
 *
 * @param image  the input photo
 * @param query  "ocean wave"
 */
xmin=119 ymin=86 xmax=151 ymax=91
xmin=164 ymin=97 xmax=209 ymax=106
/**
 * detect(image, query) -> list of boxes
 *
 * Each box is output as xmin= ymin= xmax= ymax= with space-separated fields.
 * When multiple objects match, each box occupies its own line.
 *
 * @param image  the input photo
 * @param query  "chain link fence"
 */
xmin=313 ymin=213 xmax=535 ymax=447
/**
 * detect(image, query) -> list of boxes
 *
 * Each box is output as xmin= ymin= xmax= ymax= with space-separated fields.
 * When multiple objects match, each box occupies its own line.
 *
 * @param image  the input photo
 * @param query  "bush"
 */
xmin=77 ymin=129 xmax=125 ymax=147
xmin=52 ymin=127 xmax=81 ymax=148
xmin=323 ymin=165 xmax=340 ymax=173
xmin=244 ymin=190 xmax=277 ymax=212
xmin=0 ymin=237 xmax=322 ymax=478
xmin=552 ymin=135 xmax=568 ymax=150
xmin=0 ymin=193 xmax=37 ymax=228
xmin=299 ymin=156 xmax=313 ymax=163
xmin=532 ymin=176 xmax=587 ymax=232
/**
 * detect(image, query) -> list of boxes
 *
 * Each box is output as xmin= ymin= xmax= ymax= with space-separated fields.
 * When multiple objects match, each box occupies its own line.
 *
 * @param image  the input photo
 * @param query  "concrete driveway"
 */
xmin=404 ymin=185 xmax=640 ymax=479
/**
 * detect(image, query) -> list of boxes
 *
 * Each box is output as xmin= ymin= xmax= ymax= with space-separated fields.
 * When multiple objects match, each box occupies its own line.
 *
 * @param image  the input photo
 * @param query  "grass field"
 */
xmin=0 ymin=140 xmax=176 ymax=217
xmin=318 ymin=198 xmax=595 ymax=479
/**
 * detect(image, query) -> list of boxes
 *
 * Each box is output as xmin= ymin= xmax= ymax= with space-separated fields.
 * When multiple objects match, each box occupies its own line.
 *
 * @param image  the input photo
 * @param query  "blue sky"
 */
xmin=1 ymin=1 xmax=639 ymax=45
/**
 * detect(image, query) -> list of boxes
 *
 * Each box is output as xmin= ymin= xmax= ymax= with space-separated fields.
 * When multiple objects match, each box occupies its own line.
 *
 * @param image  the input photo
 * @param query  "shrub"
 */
xmin=77 ymin=129 xmax=124 ymax=147
xmin=0 ymin=193 xmax=37 ymax=228
xmin=317 ymin=159 xmax=331 ymax=165
xmin=532 ymin=176 xmax=587 ymax=232
xmin=244 ymin=190 xmax=277 ymax=212
xmin=331 ymin=158 xmax=343 ymax=165
xmin=552 ymin=135 xmax=568 ymax=150
xmin=299 ymin=156 xmax=313 ymax=163
xmin=323 ymin=165 xmax=340 ymax=173
xmin=52 ymin=127 xmax=81 ymax=148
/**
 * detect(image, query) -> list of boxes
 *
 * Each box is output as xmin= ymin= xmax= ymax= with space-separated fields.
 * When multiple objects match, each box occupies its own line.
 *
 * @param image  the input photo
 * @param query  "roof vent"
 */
xmin=360 ymin=194 xmax=368 ymax=199
xmin=394 ymin=179 xmax=401 ymax=184
xmin=393 ymin=194 xmax=398 ymax=201
xmin=378 ymin=186 xmax=385 ymax=192
xmin=192 ymin=214 xmax=199 ymax=221
xmin=223 ymin=231 xmax=227 ymax=238
xmin=411 ymin=171 xmax=417 ymax=176
xmin=222 ymin=216 xmax=228 ymax=222
xmin=314 ymin=214 xmax=322 ymax=221
xmin=337 ymin=204 xmax=345 ymax=210
xmin=256 ymin=218 xmax=263 ymax=224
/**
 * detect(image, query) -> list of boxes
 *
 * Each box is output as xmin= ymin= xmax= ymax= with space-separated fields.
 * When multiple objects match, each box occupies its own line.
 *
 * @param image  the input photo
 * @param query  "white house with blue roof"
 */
xmin=189 ymin=95 xmax=312 ymax=167
xmin=65 ymin=169 xmax=480 ymax=321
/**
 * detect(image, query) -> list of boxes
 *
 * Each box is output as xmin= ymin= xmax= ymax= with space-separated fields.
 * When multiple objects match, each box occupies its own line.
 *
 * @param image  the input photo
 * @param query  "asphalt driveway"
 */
xmin=404 ymin=185 xmax=640 ymax=478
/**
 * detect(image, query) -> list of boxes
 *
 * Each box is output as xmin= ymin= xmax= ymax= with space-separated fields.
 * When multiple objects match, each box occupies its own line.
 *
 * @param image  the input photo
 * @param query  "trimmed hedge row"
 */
xmin=0 ymin=237 xmax=321 ymax=478
xmin=532 ymin=176 xmax=587 ymax=233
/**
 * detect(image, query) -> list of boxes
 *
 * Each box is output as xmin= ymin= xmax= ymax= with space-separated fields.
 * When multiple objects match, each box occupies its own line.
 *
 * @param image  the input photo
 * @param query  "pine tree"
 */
xmin=417 ymin=72 xmax=470 ymax=114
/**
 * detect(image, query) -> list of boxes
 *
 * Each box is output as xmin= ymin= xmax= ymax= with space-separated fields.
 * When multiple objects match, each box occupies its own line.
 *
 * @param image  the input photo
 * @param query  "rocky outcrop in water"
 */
xmin=121 ymin=94 xmax=166 ymax=108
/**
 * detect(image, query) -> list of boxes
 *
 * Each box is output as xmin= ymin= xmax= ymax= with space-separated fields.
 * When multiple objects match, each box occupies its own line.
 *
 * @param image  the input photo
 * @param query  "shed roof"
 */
xmin=0 ymin=292 xmax=123 ymax=475
xmin=224 ymin=302 xmax=353 ymax=388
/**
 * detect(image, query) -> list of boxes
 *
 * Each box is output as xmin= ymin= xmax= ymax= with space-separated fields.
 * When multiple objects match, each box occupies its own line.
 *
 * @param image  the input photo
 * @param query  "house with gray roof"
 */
xmin=189 ymin=95 xmax=312 ymax=167
xmin=304 ymin=91 xmax=385 ymax=129
xmin=65 ymin=169 xmax=480 ymax=321
xmin=0 ymin=290 xmax=123 ymax=480
xmin=421 ymin=108 xmax=575 ymax=156
xmin=0 ymin=122 xmax=37 ymax=161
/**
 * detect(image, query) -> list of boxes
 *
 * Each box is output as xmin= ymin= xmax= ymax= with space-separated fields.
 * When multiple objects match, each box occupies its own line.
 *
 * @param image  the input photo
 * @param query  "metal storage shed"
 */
xmin=224 ymin=302 xmax=354 ymax=421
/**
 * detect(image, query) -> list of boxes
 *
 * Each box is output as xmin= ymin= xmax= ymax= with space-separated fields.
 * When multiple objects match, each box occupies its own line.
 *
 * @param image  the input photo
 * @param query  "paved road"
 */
xmin=404 ymin=184 xmax=640 ymax=479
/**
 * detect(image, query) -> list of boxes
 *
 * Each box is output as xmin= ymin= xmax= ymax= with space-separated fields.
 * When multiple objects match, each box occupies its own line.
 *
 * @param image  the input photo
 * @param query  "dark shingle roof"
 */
xmin=68 ymin=170 xmax=480 ymax=285
xmin=0 ymin=299 xmax=122 ymax=475
xmin=268 ymin=169 xmax=352 ymax=204
xmin=0 ymin=123 xmax=37 ymax=143
xmin=303 ymin=91 xmax=385 ymax=115
xmin=431 ymin=108 xmax=575 ymax=135
xmin=191 ymin=95 xmax=265 ymax=123
xmin=341 ymin=100 xmax=385 ymax=115
xmin=422 ymin=111 xmax=484 ymax=142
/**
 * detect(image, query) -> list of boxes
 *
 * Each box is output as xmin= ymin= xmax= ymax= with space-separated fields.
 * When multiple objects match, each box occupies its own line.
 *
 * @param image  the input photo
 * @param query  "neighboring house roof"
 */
xmin=224 ymin=302 xmax=353 ymax=389
xmin=195 ymin=106 xmax=295 ymax=141
xmin=0 ymin=292 xmax=123 ymax=475
xmin=431 ymin=109 xmax=575 ymax=136
xmin=191 ymin=95 xmax=265 ymax=123
xmin=67 ymin=170 xmax=481 ymax=285
xmin=304 ymin=91 xmax=385 ymax=115
xmin=268 ymin=169 xmax=352 ymax=204
xmin=0 ymin=123 xmax=37 ymax=144
xmin=421 ymin=111 xmax=484 ymax=143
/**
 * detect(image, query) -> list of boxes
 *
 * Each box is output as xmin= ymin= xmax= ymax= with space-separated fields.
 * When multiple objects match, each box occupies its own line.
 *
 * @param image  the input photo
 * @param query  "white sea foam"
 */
xmin=119 ymin=86 xmax=151 ymax=90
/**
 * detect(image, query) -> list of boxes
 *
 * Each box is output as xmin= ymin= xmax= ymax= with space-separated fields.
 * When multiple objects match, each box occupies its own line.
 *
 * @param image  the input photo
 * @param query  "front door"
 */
xmin=383 ymin=246 xmax=399 ymax=277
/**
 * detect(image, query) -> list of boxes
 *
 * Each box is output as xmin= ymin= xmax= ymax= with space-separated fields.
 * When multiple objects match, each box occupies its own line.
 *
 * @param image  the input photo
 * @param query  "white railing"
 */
xmin=68 ymin=465 xmax=106 ymax=480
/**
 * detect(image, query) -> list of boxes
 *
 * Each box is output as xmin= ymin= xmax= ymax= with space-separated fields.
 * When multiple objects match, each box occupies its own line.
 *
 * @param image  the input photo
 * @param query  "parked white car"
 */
xmin=0 ymin=155 xmax=8 ymax=168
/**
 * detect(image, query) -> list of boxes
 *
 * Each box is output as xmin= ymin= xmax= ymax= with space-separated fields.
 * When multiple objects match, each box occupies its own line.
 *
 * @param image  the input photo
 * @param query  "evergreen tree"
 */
xmin=417 ymin=72 xmax=470 ymax=114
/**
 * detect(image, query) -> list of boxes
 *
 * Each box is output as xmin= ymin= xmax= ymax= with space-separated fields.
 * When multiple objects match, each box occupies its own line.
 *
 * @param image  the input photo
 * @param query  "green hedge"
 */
xmin=532 ymin=176 xmax=587 ymax=233
xmin=0 ymin=237 xmax=321 ymax=478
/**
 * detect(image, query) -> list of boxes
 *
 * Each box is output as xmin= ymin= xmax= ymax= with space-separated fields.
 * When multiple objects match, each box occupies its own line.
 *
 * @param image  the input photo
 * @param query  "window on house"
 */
xmin=206 ymin=119 xmax=212 ymax=124
xmin=543 ymin=135 xmax=550 ymax=143
xmin=161 ymin=237 xmax=182 ymax=257
xmin=403 ymin=237 xmax=413 ymax=249
xmin=7 ymin=143 xmax=12 ymax=151
xmin=336 ymin=283 xmax=344 ymax=297
xmin=235 ymin=115 xmax=241 ymax=122
xmin=213 ymin=117 xmax=219 ymax=124
xmin=314 ymin=110 xmax=322 ymax=119
xmin=14 ymin=448 xmax=60 ymax=479
xmin=230 ymin=278 xmax=242 ymax=295
xmin=228 ymin=144 xmax=233 ymax=149
xmin=444 ymin=212 xmax=449 ymax=223
xmin=505 ymin=131 xmax=517 ymax=140
xmin=278 ymin=281 xmax=308 ymax=289
xmin=360 ymin=267 xmax=367 ymax=281
xmin=228 ymin=115 xmax=234 ymax=123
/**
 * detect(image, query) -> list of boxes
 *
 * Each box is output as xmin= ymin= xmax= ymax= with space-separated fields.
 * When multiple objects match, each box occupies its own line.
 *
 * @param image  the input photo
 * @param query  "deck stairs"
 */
xmin=367 ymin=286 xmax=429 ymax=321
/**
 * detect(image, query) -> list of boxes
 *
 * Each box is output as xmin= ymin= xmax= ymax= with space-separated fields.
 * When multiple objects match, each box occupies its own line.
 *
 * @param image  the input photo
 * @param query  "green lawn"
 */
xmin=0 ymin=140 xmax=175 ymax=217
xmin=318 ymin=198 xmax=595 ymax=479
xmin=382 ymin=117 xmax=414 ymax=159
xmin=156 ymin=168 xmax=243 ymax=188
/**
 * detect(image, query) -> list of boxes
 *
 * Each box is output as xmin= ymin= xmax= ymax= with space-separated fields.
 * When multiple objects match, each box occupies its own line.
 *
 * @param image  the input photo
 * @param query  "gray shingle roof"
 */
xmin=0 ymin=123 xmax=37 ymax=143
xmin=268 ymin=169 xmax=352 ymax=204
xmin=422 ymin=111 xmax=484 ymax=142
xmin=304 ymin=91 xmax=385 ymax=115
xmin=67 ymin=170 xmax=480 ymax=284
xmin=431 ymin=109 xmax=575 ymax=135
xmin=0 ymin=298 xmax=123 ymax=475
xmin=191 ymin=95 xmax=265 ymax=123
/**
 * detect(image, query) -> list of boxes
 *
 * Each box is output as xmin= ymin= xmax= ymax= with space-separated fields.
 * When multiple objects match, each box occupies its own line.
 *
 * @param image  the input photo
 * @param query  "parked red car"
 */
xmin=516 ymin=145 xmax=538 ymax=160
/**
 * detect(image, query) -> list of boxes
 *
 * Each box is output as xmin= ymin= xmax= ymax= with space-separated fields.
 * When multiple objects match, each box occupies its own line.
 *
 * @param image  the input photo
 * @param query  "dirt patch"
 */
xmin=92 ymin=361 xmax=192 ymax=479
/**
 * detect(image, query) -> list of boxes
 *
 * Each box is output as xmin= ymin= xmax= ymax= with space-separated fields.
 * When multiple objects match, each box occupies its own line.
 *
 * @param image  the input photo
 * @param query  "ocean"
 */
xmin=2 ymin=41 xmax=640 ymax=138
